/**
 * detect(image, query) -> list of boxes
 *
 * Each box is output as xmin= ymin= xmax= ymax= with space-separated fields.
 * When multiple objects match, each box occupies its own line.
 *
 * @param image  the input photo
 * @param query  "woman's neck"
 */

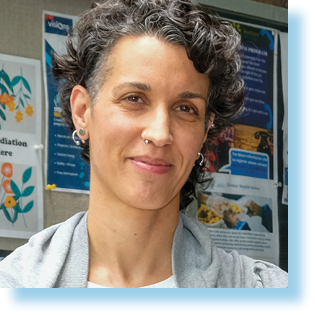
xmin=87 ymin=191 xmax=180 ymax=288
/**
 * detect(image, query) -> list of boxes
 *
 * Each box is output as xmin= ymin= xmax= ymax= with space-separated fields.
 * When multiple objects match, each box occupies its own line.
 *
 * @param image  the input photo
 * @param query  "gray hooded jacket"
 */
xmin=0 ymin=212 xmax=288 ymax=288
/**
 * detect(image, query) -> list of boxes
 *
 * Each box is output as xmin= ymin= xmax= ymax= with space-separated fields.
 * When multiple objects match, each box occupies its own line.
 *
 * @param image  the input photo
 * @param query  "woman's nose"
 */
xmin=143 ymin=108 xmax=173 ymax=147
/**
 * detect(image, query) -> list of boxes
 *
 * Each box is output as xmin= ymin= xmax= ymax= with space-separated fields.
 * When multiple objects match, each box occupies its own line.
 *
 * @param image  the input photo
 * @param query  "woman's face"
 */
xmin=84 ymin=36 xmax=210 ymax=210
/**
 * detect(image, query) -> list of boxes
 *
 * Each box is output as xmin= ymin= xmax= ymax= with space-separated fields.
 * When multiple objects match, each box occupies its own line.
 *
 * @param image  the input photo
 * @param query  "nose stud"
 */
xmin=142 ymin=131 xmax=151 ymax=144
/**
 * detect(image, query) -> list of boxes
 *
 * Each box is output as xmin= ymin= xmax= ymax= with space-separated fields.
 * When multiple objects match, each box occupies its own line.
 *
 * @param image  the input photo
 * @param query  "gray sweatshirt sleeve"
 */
xmin=0 ymin=212 xmax=87 ymax=288
xmin=216 ymin=248 xmax=288 ymax=288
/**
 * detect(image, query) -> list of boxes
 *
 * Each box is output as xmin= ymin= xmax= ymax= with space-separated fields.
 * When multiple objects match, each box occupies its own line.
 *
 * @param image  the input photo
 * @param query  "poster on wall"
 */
xmin=190 ymin=173 xmax=279 ymax=265
xmin=192 ymin=21 xmax=281 ymax=265
xmin=0 ymin=53 xmax=43 ymax=239
xmin=43 ymin=11 xmax=90 ymax=194
xmin=205 ymin=22 xmax=278 ymax=181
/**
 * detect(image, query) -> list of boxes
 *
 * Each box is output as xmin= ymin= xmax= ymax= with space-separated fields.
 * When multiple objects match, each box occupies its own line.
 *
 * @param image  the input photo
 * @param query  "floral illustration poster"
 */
xmin=0 ymin=53 xmax=43 ymax=238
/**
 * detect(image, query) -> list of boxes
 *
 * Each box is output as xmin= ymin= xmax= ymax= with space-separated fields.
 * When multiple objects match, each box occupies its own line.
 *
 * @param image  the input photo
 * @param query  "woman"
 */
xmin=0 ymin=0 xmax=287 ymax=288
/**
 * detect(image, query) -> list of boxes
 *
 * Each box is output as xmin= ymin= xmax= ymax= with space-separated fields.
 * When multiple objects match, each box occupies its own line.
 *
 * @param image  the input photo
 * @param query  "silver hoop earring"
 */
xmin=142 ymin=131 xmax=150 ymax=144
xmin=72 ymin=129 xmax=86 ymax=146
xmin=197 ymin=152 xmax=204 ymax=167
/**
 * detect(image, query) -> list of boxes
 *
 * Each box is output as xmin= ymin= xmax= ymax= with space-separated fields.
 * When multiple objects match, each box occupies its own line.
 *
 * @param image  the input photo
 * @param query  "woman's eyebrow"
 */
xmin=113 ymin=82 xmax=151 ymax=93
xmin=112 ymin=82 xmax=206 ymax=101
xmin=178 ymin=91 xmax=207 ymax=101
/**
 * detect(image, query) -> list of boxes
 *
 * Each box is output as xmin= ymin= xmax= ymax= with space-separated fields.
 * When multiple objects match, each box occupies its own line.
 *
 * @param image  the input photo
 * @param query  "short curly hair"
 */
xmin=52 ymin=0 xmax=245 ymax=208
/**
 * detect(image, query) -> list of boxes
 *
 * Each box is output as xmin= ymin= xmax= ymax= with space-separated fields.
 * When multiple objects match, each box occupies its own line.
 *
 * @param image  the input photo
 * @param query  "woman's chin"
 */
xmin=122 ymin=192 xmax=179 ymax=212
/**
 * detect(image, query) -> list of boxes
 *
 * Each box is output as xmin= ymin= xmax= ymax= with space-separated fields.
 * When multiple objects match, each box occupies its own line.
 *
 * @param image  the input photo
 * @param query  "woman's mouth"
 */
xmin=129 ymin=156 xmax=173 ymax=174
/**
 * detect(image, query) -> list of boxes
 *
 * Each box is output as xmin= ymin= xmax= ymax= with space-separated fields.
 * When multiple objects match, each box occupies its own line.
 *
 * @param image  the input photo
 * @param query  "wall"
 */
xmin=250 ymin=0 xmax=287 ymax=8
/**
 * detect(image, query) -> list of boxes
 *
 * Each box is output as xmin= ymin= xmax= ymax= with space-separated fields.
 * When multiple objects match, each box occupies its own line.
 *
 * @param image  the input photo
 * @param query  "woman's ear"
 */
xmin=203 ymin=112 xmax=215 ymax=143
xmin=70 ymin=85 xmax=91 ymax=141
xmin=210 ymin=112 xmax=215 ymax=127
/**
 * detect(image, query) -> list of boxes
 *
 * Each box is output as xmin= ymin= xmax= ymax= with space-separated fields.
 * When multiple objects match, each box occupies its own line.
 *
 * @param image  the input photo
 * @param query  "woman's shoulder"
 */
xmin=0 ymin=211 xmax=87 ymax=288
xmin=216 ymin=248 xmax=288 ymax=288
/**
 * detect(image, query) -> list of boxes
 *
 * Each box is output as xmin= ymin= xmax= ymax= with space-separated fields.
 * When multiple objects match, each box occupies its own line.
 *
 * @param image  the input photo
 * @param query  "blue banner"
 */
xmin=44 ymin=14 xmax=90 ymax=193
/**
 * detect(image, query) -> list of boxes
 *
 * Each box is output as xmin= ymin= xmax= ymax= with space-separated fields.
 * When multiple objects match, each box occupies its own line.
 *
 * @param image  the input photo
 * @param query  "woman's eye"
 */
xmin=176 ymin=105 xmax=196 ymax=114
xmin=125 ymin=95 xmax=144 ymax=103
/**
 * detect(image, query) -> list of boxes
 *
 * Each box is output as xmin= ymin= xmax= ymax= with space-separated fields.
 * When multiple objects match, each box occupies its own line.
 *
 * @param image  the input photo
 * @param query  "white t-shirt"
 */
xmin=87 ymin=275 xmax=176 ymax=288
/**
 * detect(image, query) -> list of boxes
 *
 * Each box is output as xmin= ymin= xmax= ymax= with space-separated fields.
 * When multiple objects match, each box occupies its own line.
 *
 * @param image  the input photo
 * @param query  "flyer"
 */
xmin=0 ymin=53 xmax=43 ymax=239
xmin=43 ymin=11 xmax=90 ymax=193
xmin=205 ymin=22 xmax=278 ymax=181
xmin=189 ymin=173 xmax=280 ymax=265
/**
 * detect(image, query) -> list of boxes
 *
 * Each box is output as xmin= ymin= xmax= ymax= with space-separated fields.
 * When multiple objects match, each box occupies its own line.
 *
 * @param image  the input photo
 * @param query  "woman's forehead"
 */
xmin=101 ymin=35 xmax=209 ymax=96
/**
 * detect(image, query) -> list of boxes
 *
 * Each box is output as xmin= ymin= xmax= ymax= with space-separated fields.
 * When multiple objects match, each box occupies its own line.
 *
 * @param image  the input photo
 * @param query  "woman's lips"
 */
xmin=129 ymin=156 xmax=173 ymax=174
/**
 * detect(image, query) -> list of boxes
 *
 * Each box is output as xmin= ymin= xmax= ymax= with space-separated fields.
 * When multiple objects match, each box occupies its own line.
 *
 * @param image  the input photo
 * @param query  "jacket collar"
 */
xmin=57 ymin=211 xmax=221 ymax=288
